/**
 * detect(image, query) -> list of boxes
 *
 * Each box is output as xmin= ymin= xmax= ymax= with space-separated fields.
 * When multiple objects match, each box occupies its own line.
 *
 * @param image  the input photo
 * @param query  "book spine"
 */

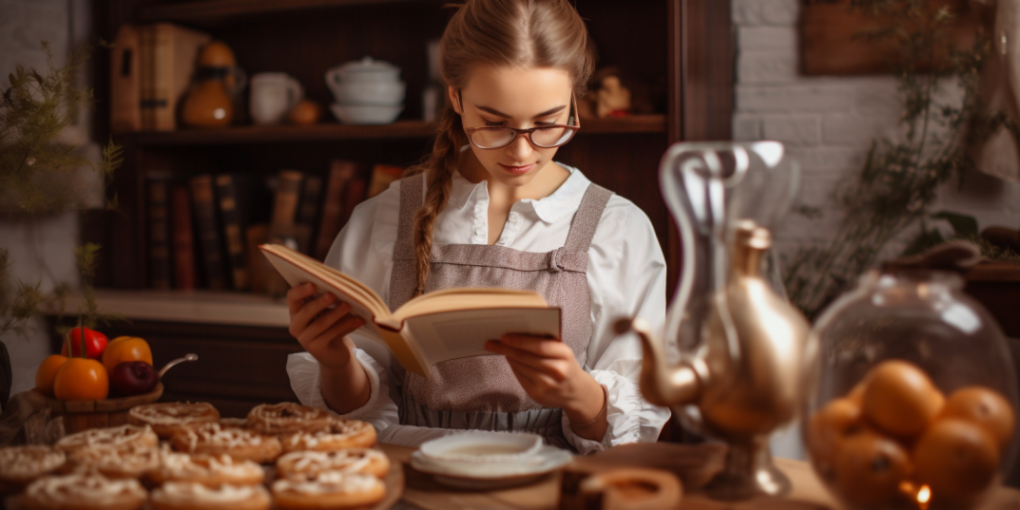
xmin=297 ymin=175 xmax=323 ymax=253
xmin=215 ymin=174 xmax=250 ymax=291
xmin=190 ymin=175 xmax=228 ymax=290
xmin=147 ymin=178 xmax=172 ymax=290
xmin=139 ymin=25 xmax=154 ymax=131
xmin=341 ymin=177 xmax=368 ymax=230
xmin=272 ymin=170 xmax=304 ymax=228
xmin=314 ymin=160 xmax=355 ymax=261
xmin=246 ymin=223 xmax=269 ymax=294
xmin=152 ymin=23 xmax=173 ymax=132
xmin=110 ymin=24 xmax=141 ymax=133
xmin=171 ymin=184 xmax=196 ymax=290
xmin=367 ymin=163 xmax=403 ymax=198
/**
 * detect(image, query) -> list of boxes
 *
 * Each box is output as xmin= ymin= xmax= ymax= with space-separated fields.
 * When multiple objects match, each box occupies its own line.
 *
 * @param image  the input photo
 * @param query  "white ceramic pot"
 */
xmin=329 ymin=81 xmax=405 ymax=106
xmin=330 ymin=103 xmax=403 ymax=125
xmin=249 ymin=73 xmax=303 ymax=125
xmin=325 ymin=56 xmax=401 ymax=86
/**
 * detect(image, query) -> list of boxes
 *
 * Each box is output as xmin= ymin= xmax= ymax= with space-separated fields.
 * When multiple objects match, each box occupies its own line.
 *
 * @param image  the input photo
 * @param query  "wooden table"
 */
xmin=380 ymin=443 xmax=1020 ymax=510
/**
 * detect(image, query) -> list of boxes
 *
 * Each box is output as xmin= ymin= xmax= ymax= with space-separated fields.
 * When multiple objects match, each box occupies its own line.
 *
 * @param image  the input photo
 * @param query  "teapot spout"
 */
xmin=614 ymin=317 xmax=702 ymax=407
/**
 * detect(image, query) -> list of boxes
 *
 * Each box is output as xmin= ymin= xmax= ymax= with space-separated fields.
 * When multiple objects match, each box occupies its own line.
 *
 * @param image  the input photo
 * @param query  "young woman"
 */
xmin=286 ymin=0 xmax=669 ymax=453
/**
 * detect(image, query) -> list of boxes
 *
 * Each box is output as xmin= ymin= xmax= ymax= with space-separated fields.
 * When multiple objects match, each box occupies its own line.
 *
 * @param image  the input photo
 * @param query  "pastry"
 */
xmin=128 ymin=402 xmax=220 ymax=438
xmin=171 ymin=422 xmax=282 ymax=464
xmin=271 ymin=471 xmax=385 ymax=510
xmin=64 ymin=442 xmax=161 ymax=479
xmin=151 ymin=482 xmax=271 ymax=510
xmin=218 ymin=417 xmax=248 ymax=428
xmin=55 ymin=424 xmax=158 ymax=453
xmin=280 ymin=418 xmax=377 ymax=452
xmin=276 ymin=449 xmax=390 ymax=479
xmin=149 ymin=450 xmax=265 ymax=487
xmin=23 ymin=472 xmax=147 ymax=510
xmin=0 ymin=445 xmax=65 ymax=491
xmin=246 ymin=402 xmax=331 ymax=435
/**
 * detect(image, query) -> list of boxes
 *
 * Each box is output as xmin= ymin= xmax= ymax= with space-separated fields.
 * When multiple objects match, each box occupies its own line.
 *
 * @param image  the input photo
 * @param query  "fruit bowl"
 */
xmin=31 ymin=383 xmax=164 ymax=434
xmin=804 ymin=269 xmax=1019 ymax=510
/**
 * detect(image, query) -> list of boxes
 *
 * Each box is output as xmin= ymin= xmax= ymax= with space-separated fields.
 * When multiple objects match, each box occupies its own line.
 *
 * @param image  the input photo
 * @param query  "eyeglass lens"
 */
xmin=472 ymin=126 xmax=573 ymax=149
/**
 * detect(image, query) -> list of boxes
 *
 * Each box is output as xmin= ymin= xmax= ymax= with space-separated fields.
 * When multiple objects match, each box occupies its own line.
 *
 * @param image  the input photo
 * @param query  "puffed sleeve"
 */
xmin=561 ymin=194 xmax=672 ymax=454
xmin=286 ymin=179 xmax=403 ymax=430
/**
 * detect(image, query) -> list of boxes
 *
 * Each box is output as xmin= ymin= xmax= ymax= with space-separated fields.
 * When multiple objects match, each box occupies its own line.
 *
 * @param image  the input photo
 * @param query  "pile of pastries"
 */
xmin=0 ymin=402 xmax=388 ymax=510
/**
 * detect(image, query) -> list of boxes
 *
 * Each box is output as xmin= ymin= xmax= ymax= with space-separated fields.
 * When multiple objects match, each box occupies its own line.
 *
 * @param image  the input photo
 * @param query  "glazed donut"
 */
xmin=271 ymin=471 xmax=385 ymax=510
xmin=24 ymin=472 xmax=147 ymax=510
xmin=150 ymin=482 xmax=271 ymax=510
xmin=276 ymin=449 xmax=390 ymax=479
xmin=55 ymin=424 xmax=158 ymax=453
xmin=246 ymin=402 xmax=331 ymax=435
xmin=0 ymin=445 xmax=65 ymax=490
xmin=149 ymin=450 xmax=265 ymax=487
xmin=280 ymin=418 xmax=377 ymax=452
xmin=64 ymin=443 xmax=161 ymax=479
xmin=171 ymin=422 xmax=282 ymax=464
xmin=577 ymin=468 xmax=683 ymax=510
xmin=128 ymin=402 xmax=220 ymax=438
xmin=218 ymin=417 xmax=249 ymax=428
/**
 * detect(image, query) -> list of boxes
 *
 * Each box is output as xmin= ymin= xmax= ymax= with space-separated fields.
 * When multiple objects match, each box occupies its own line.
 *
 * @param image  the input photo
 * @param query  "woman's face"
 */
xmin=451 ymin=66 xmax=574 ymax=188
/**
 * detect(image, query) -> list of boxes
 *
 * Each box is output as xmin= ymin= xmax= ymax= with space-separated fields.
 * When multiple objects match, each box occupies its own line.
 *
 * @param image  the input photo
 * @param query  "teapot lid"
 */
xmin=336 ymin=56 xmax=399 ymax=75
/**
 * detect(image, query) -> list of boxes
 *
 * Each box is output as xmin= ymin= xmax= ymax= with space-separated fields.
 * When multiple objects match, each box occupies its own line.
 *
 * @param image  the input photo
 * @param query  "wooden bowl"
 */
xmin=33 ymin=383 xmax=164 ymax=434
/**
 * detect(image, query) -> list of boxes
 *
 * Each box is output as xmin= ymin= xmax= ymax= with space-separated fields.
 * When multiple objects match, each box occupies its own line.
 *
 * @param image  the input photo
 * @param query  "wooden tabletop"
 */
xmin=380 ymin=442 xmax=1020 ymax=510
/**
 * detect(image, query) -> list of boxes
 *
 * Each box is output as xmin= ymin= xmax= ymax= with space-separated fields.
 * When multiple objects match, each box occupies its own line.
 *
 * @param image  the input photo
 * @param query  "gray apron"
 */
xmin=387 ymin=173 xmax=613 ymax=449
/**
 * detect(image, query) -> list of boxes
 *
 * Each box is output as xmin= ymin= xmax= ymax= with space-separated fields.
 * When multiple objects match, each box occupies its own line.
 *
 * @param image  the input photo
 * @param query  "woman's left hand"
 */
xmin=484 ymin=334 xmax=607 ymax=440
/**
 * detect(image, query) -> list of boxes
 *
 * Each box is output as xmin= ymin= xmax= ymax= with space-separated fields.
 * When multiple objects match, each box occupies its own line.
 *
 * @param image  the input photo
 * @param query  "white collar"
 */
xmin=448 ymin=163 xmax=591 ymax=223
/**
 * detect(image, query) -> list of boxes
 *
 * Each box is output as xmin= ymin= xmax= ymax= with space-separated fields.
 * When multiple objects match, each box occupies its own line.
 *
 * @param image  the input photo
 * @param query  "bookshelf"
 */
xmin=83 ymin=0 xmax=733 ymax=422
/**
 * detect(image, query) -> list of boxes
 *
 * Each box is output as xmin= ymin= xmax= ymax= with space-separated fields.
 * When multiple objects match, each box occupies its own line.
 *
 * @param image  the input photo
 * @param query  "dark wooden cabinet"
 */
xmin=81 ymin=0 xmax=733 ymax=421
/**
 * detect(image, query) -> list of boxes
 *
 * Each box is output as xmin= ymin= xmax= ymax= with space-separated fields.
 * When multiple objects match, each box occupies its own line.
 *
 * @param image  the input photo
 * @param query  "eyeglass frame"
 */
xmin=458 ymin=91 xmax=581 ymax=150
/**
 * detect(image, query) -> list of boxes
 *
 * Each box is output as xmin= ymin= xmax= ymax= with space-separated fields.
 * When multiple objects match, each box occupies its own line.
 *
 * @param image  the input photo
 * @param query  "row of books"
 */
xmin=147 ymin=160 xmax=404 ymax=293
xmin=111 ymin=23 xmax=211 ymax=132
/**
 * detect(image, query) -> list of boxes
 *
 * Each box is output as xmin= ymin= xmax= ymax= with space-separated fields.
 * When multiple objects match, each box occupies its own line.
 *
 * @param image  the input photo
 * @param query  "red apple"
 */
xmin=109 ymin=361 xmax=159 ymax=397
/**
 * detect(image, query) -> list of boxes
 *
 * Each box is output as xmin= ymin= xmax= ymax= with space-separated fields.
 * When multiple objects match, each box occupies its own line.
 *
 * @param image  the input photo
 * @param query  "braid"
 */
xmin=408 ymin=105 xmax=464 ymax=296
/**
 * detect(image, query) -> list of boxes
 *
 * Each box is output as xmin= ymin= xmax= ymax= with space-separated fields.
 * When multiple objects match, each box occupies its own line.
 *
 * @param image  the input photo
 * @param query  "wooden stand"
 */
xmin=34 ymin=383 xmax=163 ymax=434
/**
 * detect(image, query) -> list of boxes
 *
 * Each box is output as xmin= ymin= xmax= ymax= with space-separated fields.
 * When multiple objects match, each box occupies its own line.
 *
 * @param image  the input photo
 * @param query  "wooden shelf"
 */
xmin=119 ymin=115 xmax=666 ymax=147
xmin=51 ymin=289 xmax=290 ymax=327
xmin=138 ymin=0 xmax=441 ymax=23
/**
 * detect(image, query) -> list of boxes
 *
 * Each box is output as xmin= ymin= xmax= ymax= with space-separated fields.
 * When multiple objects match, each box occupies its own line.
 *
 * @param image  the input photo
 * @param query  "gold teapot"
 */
xmin=616 ymin=142 xmax=815 ymax=500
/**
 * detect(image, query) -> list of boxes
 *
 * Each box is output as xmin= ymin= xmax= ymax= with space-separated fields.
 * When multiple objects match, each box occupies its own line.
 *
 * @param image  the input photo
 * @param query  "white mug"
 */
xmin=249 ymin=73 xmax=303 ymax=125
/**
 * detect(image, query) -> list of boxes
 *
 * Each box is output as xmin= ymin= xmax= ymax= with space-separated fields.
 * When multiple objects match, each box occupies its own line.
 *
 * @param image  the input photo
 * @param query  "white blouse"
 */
xmin=287 ymin=163 xmax=671 ymax=454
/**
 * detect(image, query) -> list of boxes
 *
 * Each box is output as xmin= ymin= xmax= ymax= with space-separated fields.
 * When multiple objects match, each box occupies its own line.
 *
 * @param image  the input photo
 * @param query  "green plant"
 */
xmin=784 ymin=0 xmax=1015 ymax=319
xmin=0 ymin=43 xmax=123 ymax=406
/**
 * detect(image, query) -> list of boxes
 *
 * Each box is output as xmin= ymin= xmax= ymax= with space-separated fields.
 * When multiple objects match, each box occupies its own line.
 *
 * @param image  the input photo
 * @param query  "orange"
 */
xmin=34 ymin=354 xmax=68 ymax=397
xmin=846 ymin=380 xmax=867 ymax=406
xmin=914 ymin=418 xmax=999 ymax=508
xmin=808 ymin=398 xmax=864 ymax=477
xmin=941 ymin=386 xmax=1016 ymax=448
xmin=102 ymin=336 xmax=153 ymax=373
xmin=833 ymin=429 xmax=913 ymax=507
xmin=862 ymin=360 xmax=943 ymax=438
xmin=53 ymin=358 xmax=109 ymax=401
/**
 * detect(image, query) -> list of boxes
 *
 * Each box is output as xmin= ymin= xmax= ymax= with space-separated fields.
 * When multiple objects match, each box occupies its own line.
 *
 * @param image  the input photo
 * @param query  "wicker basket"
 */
xmin=34 ymin=383 xmax=164 ymax=434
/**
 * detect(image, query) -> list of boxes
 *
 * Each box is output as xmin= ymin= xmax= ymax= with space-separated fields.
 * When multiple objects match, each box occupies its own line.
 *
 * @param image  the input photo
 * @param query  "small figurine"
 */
xmin=595 ymin=74 xmax=632 ymax=118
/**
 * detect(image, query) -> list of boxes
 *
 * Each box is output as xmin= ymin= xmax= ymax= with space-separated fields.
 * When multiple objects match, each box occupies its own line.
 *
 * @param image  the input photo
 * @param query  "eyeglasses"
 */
xmin=459 ymin=93 xmax=581 ymax=150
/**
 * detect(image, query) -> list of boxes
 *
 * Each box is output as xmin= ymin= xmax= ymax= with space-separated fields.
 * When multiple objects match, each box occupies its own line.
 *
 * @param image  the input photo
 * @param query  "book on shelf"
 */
xmin=110 ymin=24 xmax=141 ymax=133
xmin=189 ymin=174 xmax=228 ymax=290
xmin=267 ymin=170 xmax=310 ymax=295
xmin=259 ymin=243 xmax=561 ymax=378
xmin=246 ymin=224 xmax=270 ymax=294
xmin=314 ymin=160 xmax=357 ymax=261
xmin=146 ymin=175 xmax=173 ymax=290
xmin=297 ymin=174 xmax=324 ymax=254
xmin=171 ymin=184 xmax=196 ymax=290
xmin=367 ymin=164 xmax=403 ymax=199
xmin=215 ymin=174 xmax=252 ymax=291
xmin=140 ymin=23 xmax=210 ymax=131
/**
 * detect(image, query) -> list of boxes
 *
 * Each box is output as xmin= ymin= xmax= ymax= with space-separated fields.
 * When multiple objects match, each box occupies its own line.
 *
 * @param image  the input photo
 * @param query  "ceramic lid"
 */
xmin=335 ymin=57 xmax=400 ymax=77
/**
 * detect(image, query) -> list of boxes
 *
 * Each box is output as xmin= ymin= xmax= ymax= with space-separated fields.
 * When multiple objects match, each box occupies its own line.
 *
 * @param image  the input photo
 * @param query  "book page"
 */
xmin=392 ymin=288 xmax=548 ymax=323
xmin=403 ymin=307 xmax=561 ymax=367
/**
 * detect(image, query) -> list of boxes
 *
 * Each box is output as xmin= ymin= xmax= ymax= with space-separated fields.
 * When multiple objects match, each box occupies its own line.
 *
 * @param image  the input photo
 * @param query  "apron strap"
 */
xmin=561 ymin=183 xmax=614 ymax=256
xmin=393 ymin=173 xmax=426 ymax=261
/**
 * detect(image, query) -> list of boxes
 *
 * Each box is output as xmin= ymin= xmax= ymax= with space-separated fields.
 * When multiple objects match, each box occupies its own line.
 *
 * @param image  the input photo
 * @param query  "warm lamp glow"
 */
xmin=917 ymin=485 xmax=931 ymax=509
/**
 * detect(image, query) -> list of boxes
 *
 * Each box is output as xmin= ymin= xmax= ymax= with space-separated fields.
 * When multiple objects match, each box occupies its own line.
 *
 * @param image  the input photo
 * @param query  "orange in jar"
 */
xmin=914 ymin=418 xmax=999 ymax=508
xmin=833 ymin=429 xmax=913 ymax=507
xmin=861 ymin=360 xmax=944 ymax=438
xmin=941 ymin=386 xmax=1016 ymax=448
xmin=808 ymin=397 xmax=863 ymax=477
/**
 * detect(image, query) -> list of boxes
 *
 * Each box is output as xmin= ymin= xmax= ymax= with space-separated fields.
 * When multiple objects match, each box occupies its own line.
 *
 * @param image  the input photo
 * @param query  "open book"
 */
xmin=259 ymin=244 xmax=561 ymax=378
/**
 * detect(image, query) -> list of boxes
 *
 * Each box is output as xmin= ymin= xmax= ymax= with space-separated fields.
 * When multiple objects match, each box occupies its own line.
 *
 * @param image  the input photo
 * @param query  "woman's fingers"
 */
xmin=298 ymin=302 xmax=353 ymax=344
xmin=304 ymin=312 xmax=366 ymax=357
xmin=286 ymin=283 xmax=318 ymax=314
xmin=500 ymin=334 xmax=571 ymax=359
xmin=507 ymin=358 xmax=559 ymax=390
xmin=486 ymin=340 xmax=569 ymax=382
xmin=289 ymin=293 xmax=337 ymax=338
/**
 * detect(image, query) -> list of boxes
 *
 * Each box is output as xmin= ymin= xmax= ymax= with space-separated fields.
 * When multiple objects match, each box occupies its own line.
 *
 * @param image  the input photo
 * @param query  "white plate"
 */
xmin=410 ymin=445 xmax=572 ymax=489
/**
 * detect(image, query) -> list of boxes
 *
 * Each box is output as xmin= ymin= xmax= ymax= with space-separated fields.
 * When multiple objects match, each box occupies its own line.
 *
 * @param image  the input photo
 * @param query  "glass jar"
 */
xmin=804 ymin=269 xmax=1019 ymax=510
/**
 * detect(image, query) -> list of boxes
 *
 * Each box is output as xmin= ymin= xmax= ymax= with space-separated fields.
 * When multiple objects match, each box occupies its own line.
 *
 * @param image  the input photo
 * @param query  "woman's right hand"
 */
xmin=287 ymin=282 xmax=367 ymax=370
